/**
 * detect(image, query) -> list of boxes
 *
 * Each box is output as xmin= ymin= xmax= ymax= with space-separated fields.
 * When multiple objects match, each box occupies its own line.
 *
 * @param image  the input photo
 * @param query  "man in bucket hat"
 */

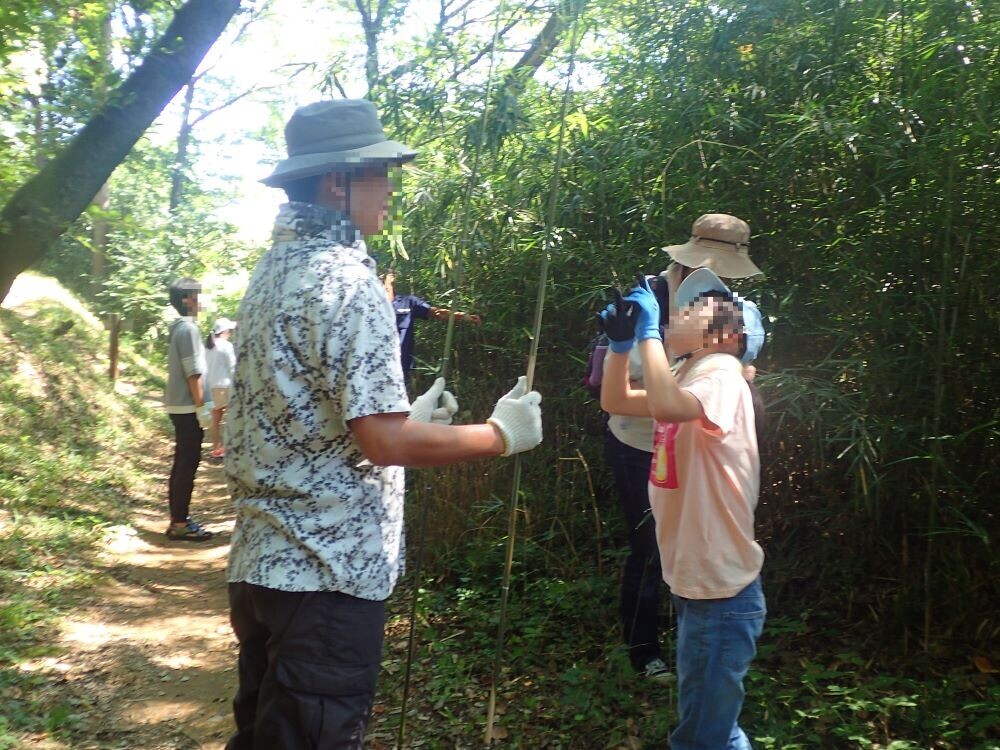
xmin=224 ymin=100 xmax=544 ymax=749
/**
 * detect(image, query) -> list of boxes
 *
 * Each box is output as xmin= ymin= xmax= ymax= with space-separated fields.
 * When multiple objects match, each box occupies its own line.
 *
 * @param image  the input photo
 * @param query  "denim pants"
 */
xmin=603 ymin=429 xmax=663 ymax=671
xmin=671 ymin=576 xmax=765 ymax=750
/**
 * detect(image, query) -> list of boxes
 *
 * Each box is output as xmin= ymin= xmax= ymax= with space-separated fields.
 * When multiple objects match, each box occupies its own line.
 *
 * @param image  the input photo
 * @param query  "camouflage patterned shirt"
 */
xmin=225 ymin=202 xmax=410 ymax=600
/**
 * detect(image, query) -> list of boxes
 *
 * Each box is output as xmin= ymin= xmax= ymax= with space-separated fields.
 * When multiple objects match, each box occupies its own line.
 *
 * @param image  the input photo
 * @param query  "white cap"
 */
xmin=212 ymin=317 xmax=237 ymax=335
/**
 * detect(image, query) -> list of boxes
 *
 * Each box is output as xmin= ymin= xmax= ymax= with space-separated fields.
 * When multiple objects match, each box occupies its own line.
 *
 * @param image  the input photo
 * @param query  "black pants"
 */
xmin=227 ymin=582 xmax=386 ymax=750
xmin=604 ymin=428 xmax=664 ymax=671
xmin=168 ymin=412 xmax=203 ymax=523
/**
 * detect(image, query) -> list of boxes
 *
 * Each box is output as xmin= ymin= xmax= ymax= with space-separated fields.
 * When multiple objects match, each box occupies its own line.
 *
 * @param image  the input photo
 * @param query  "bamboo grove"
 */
xmin=381 ymin=0 xmax=1000 ymax=656
xmin=2 ymin=0 xmax=997 ymax=660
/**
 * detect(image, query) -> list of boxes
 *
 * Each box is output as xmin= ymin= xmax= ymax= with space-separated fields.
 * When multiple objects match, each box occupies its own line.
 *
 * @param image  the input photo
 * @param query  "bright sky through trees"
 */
xmin=157 ymin=0 xmax=360 ymax=243
xmin=157 ymin=0 xmax=602 ymax=244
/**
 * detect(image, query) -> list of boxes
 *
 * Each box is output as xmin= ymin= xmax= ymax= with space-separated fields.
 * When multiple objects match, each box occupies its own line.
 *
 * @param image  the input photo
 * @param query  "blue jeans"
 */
xmin=671 ymin=576 xmax=765 ymax=750
xmin=603 ymin=429 xmax=663 ymax=671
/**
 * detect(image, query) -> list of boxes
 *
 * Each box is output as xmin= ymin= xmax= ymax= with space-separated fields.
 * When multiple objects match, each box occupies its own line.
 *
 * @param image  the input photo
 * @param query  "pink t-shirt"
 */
xmin=648 ymin=353 xmax=763 ymax=599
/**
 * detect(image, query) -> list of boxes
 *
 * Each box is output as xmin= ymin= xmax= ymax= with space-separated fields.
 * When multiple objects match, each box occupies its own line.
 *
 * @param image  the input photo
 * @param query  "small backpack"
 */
xmin=582 ymin=333 xmax=609 ymax=397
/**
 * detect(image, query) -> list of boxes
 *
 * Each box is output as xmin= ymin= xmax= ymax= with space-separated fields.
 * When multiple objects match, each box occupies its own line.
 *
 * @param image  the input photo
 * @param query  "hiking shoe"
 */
xmin=641 ymin=657 xmax=676 ymax=685
xmin=165 ymin=520 xmax=213 ymax=542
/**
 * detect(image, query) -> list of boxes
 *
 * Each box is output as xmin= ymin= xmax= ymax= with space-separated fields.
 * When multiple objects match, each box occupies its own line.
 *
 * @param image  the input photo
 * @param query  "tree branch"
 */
xmin=503 ymin=0 xmax=584 ymax=89
xmin=0 ymin=0 xmax=243 ymax=302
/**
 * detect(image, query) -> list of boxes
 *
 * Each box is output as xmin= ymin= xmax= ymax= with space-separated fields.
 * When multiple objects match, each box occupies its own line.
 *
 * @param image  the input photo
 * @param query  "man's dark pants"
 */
xmin=168 ymin=413 xmax=203 ymax=523
xmin=226 ymin=582 xmax=385 ymax=750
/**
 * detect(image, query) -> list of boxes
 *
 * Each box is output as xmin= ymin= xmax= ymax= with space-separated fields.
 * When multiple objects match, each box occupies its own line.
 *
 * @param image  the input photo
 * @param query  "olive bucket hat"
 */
xmin=662 ymin=213 xmax=763 ymax=278
xmin=260 ymin=100 xmax=418 ymax=187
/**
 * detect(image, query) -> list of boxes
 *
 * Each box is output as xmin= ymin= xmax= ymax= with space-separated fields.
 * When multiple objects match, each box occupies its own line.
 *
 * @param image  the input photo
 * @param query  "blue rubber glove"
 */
xmin=625 ymin=274 xmax=663 ymax=342
xmin=598 ymin=289 xmax=638 ymax=353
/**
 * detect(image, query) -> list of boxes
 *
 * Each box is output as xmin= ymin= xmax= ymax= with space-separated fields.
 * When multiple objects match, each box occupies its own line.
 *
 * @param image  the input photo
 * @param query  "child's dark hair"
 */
xmin=697 ymin=290 xmax=760 ymax=361
xmin=696 ymin=290 xmax=743 ymax=347
xmin=168 ymin=278 xmax=200 ymax=316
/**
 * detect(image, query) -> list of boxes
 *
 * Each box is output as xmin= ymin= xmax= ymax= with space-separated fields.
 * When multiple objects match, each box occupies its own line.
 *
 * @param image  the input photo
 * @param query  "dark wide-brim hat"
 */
xmin=261 ymin=100 xmax=418 ymax=187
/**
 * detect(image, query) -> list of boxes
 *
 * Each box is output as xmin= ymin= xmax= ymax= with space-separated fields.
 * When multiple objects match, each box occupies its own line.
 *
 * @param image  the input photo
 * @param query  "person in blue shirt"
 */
xmin=381 ymin=268 xmax=481 ymax=383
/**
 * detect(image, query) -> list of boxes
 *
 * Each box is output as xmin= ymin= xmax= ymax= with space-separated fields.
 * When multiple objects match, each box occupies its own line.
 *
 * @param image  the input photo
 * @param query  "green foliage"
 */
xmin=0 ymin=1 xmax=173 ymax=184
xmin=95 ymin=146 xmax=254 ymax=339
xmin=1 ymin=2 xmax=262 ymax=350
xmin=372 ymin=0 xmax=1000 ymax=653
xmin=0 ymin=277 xmax=164 ymax=744
xmin=30 ymin=139 xmax=259 ymax=349
xmin=376 ymin=563 xmax=1000 ymax=748
xmin=747 ymin=644 xmax=1000 ymax=749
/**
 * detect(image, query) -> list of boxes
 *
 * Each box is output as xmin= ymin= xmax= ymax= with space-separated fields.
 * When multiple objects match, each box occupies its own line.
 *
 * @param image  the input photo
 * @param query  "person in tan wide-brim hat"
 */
xmin=660 ymin=214 xmax=765 ymax=362
xmin=662 ymin=213 xmax=763 ymax=279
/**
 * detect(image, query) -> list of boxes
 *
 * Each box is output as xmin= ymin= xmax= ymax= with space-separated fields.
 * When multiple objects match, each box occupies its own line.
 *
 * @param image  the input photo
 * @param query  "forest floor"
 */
xmin=6 ymin=397 xmax=448 ymax=749
xmin=15 ymin=431 xmax=481 ymax=750
xmin=16 ymin=433 xmax=238 ymax=749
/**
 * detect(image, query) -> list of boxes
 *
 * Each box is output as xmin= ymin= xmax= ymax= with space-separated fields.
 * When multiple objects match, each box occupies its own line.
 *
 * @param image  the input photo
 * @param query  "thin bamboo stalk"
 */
xmin=923 ymin=90 xmax=961 ymax=650
xmin=484 ymin=7 xmax=584 ymax=743
xmin=438 ymin=3 xmax=507 ymax=381
xmin=396 ymin=478 xmax=429 ymax=748
xmin=397 ymin=6 xmax=508 ymax=747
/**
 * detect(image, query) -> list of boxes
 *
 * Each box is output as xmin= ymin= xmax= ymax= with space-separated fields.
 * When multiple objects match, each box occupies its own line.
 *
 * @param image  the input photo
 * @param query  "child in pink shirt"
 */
xmin=600 ymin=268 xmax=766 ymax=750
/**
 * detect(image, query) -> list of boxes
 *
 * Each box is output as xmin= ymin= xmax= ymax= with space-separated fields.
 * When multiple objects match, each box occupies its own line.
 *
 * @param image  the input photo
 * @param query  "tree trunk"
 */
xmin=171 ymin=81 xmax=197 ymax=212
xmin=30 ymin=93 xmax=46 ymax=170
xmin=355 ymin=0 xmax=397 ymax=94
xmin=0 ymin=0 xmax=243 ymax=304
xmin=90 ymin=180 xmax=110 ymax=289
xmin=502 ymin=0 xmax=586 ymax=93
xmin=91 ymin=10 xmax=114 ymax=294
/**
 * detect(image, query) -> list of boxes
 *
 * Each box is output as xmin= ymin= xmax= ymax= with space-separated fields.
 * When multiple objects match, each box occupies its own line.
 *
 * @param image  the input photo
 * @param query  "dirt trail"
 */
xmin=54 ymin=444 xmax=238 ymax=750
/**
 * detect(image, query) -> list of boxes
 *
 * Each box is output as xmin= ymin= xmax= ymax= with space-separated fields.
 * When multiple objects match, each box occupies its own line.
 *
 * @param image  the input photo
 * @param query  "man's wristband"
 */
xmin=608 ymin=338 xmax=634 ymax=354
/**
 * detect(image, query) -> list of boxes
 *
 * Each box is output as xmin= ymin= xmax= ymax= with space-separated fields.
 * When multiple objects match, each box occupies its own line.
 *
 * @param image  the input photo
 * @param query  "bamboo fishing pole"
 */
xmin=484 ymin=5 xmax=585 ymax=743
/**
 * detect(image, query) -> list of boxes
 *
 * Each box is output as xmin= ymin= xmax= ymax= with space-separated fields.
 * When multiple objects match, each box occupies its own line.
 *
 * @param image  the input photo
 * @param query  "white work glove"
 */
xmin=487 ymin=376 xmax=543 ymax=456
xmin=196 ymin=401 xmax=214 ymax=429
xmin=409 ymin=377 xmax=460 ymax=425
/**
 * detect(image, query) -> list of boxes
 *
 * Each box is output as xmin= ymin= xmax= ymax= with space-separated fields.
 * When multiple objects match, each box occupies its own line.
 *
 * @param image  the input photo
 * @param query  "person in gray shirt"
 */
xmin=163 ymin=277 xmax=214 ymax=541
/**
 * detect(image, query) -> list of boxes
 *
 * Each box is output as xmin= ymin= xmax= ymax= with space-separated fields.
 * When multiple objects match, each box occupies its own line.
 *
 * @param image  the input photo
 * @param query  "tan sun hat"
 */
xmin=261 ymin=100 xmax=417 ymax=187
xmin=662 ymin=213 xmax=763 ymax=278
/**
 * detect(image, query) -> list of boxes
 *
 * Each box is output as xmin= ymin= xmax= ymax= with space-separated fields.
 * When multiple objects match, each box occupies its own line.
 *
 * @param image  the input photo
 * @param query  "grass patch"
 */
xmin=371 ymin=540 xmax=1000 ymax=749
xmin=0 ymin=275 xmax=166 ymax=745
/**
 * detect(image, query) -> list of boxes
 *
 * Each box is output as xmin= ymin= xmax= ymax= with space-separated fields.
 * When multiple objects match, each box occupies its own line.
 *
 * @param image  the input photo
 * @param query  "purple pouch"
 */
xmin=584 ymin=344 xmax=608 ymax=395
